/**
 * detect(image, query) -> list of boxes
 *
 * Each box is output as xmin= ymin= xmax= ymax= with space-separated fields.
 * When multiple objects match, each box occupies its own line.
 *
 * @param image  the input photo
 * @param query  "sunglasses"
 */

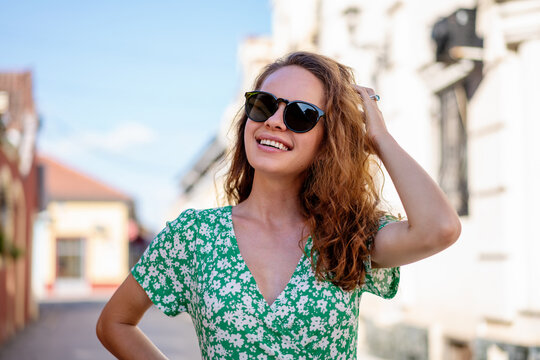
xmin=244 ymin=91 xmax=325 ymax=133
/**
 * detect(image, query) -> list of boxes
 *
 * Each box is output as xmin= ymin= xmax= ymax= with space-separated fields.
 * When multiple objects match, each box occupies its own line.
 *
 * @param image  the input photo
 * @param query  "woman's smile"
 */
xmin=255 ymin=134 xmax=292 ymax=152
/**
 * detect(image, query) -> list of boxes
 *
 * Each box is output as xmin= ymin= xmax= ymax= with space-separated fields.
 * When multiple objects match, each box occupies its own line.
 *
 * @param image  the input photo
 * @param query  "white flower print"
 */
xmin=148 ymin=265 xmax=158 ymax=277
xmin=328 ymin=309 xmax=338 ymax=326
xmin=215 ymin=344 xmax=227 ymax=357
xmin=330 ymin=343 xmax=338 ymax=358
xmin=179 ymin=264 xmax=189 ymax=276
xmin=230 ymin=333 xmax=244 ymax=347
xmin=164 ymin=267 xmax=175 ymax=278
xmin=163 ymin=294 xmax=175 ymax=304
xmin=284 ymin=313 xmax=296 ymax=329
xmin=172 ymin=280 xmax=183 ymax=293
xmin=316 ymin=337 xmax=329 ymax=350
xmin=331 ymin=327 xmax=343 ymax=341
xmin=243 ymin=314 xmax=257 ymax=328
xmin=259 ymin=343 xmax=274 ymax=355
xmin=263 ymin=312 xmax=276 ymax=328
xmin=242 ymin=294 xmax=253 ymax=307
xmin=219 ymin=279 xmax=241 ymax=296
xmin=246 ymin=332 xmax=259 ymax=344
xmin=282 ymin=335 xmax=293 ymax=349
xmin=200 ymin=222 xmax=210 ymax=237
xmin=216 ymin=328 xmax=230 ymax=342
xmin=335 ymin=302 xmax=346 ymax=311
xmin=164 ymin=240 xmax=172 ymax=250
xmin=177 ymin=247 xmax=187 ymax=260
xmin=213 ymin=298 xmax=225 ymax=312
xmin=310 ymin=316 xmax=325 ymax=332
xmin=131 ymin=207 xmax=400 ymax=359
xmin=223 ymin=311 xmax=235 ymax=324
xmin=316 ymin=299 xmax=327 ymax=313
xmin=202 ymin=242 xmax=212 ymax=254
xmin=217 ymin=258 xmax=231 ymax=270
xmin=296 ymin=295 xmax=309 ymax=315
xmin=274 ymin=305 xmax=290 ymax=317
xmin=239 ymin=271 xmax=251 ymax=282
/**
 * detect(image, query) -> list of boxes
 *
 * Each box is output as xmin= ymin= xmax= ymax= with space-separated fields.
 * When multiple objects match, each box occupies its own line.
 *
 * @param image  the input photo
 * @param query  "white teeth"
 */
xmin=259 ymin=139 xmax=289 ymax=151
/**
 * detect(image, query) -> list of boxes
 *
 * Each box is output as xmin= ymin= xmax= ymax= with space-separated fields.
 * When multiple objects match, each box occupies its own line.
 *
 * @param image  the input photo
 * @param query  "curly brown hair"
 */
xmin=224 ymin=51 xmax=387 ymax=291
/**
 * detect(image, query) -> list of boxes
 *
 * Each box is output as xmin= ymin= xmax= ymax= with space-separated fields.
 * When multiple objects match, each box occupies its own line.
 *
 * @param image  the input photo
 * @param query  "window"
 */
xmin=56 ymin=238 xmax=84 ymax=279
xmin=437 ymin=84 xmax=469 ymax=216
xmin=436 ymin=62 xmax=482 ymax=216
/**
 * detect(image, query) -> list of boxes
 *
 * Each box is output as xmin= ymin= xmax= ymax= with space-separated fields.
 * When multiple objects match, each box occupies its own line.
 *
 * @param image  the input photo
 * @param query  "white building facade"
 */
xmin=176 ymin=0 xmax=540 ymax=358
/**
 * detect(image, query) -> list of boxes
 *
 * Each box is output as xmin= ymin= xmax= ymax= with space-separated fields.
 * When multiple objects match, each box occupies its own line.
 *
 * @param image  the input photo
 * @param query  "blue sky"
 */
xmin=1 ymin=1 xmax=272 ymax=231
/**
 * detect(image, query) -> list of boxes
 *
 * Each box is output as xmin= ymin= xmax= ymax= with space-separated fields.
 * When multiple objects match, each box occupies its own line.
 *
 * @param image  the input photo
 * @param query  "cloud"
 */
xmin=79 ymin=122 xmax=158 ymax=152
xmin=40 ymin=122 xmax=158 ymax=156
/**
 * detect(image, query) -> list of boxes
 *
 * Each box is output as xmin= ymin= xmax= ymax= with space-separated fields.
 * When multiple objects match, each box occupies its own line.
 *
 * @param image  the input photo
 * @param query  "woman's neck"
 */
xmin=235 ymin=171 xmax=305 ymax=225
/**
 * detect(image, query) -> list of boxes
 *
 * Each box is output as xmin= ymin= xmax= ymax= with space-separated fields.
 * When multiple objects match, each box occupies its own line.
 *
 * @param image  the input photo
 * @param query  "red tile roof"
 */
xmin=38 ymin=155 xmax=132 ymax=202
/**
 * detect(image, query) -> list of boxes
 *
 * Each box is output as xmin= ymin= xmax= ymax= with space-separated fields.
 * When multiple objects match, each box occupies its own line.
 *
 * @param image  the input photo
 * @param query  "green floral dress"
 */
xmin=132 ymin=206 xmax=399 ymax=360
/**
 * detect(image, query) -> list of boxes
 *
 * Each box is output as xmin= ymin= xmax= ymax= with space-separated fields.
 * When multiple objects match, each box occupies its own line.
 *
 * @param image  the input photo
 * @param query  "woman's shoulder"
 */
xmin=193 ymin=205 xmax=232 ymax=220
xmin=172 ymin=205 xmax=231 ymax=220
xmin=169 ymin=206 xmax=232 ymax=232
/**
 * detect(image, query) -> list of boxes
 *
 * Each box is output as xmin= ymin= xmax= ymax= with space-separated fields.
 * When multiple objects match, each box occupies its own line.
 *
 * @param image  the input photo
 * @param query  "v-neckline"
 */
xmin=227 ymin=205 xmax=311 ymax=309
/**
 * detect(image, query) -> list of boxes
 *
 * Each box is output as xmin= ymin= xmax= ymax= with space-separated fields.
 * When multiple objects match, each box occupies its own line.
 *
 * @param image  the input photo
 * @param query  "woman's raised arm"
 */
xmin=355 ymin=85 xmax=462 ymax=268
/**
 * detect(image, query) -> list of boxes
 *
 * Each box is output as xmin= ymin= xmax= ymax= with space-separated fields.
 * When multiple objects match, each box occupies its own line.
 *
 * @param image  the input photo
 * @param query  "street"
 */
xmin=0 ymin=300 xmax=201 ymax=360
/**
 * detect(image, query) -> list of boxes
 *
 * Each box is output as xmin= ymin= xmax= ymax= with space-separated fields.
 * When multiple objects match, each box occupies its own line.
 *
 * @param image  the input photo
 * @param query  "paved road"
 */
xmin=0 ymin=300 xmax=202 ymax=360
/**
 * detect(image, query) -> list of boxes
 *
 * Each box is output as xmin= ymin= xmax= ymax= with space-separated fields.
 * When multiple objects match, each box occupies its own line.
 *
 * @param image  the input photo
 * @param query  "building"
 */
xmin=33 ymin=155 xmax=134 ymax=299
xmin=175 ymin=0 xmax=540 ymax=358
xmin=0 ymin=71 xmax=40 ymax=345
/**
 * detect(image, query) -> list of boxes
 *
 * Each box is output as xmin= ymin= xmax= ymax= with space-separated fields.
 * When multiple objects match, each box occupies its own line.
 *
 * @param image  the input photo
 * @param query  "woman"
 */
xmin=97 ymin=51 xmax=461 ymax=359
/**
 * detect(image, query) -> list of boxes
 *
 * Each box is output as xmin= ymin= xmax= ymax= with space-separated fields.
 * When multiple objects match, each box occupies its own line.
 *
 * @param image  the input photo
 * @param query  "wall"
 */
xmin=33 ymin=200 xmax=129 ymax=298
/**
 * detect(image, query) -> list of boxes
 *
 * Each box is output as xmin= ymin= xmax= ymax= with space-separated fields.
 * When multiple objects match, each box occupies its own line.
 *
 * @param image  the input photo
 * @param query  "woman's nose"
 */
xmin=264 ymin=103 xmax=287 ymax=131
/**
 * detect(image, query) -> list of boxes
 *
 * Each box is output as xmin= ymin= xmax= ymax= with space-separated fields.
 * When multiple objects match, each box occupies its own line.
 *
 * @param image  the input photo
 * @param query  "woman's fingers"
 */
xmin=354 ymin=85 xmax=379 ymax=105
xmin=352 ymin=84 xmax=388 ymax=146
xmin=354 ymin=85 xmax=381 ymax=101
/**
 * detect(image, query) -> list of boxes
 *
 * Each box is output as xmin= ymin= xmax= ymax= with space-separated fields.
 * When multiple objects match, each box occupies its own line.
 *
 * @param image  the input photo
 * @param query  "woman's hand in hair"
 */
xmin=353 ymin=85 xmax=389 ymax=150
xmin=353 ymin=84 xmax=462 ymax=268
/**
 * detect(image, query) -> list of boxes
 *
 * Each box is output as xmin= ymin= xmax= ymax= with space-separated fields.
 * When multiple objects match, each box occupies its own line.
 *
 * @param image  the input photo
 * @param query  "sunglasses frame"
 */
xmin=244 ymin=90 xmax=325 ymax=133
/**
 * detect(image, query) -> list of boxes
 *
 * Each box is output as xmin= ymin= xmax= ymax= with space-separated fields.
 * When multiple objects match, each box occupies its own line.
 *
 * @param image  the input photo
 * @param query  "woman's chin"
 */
xmin=251 ymin=163 xmax=309 ymax=181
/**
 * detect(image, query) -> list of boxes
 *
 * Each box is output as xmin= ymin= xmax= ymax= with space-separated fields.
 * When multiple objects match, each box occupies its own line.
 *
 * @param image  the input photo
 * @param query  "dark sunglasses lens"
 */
xmin=246 ymin=93 xmax=277 ymax=122
xmin=285 ymin=102 xmax=319 ymax=132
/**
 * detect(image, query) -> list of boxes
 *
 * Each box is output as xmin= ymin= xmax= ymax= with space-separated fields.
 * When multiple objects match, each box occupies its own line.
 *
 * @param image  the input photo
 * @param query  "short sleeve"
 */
xmin=361 ymin=214 xmax=400 ymax=299
xmin=131 ymin=208 xmax=198 ymax=316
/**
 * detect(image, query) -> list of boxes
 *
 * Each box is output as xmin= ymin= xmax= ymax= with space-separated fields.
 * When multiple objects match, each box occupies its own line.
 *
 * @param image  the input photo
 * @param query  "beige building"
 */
xmin=175 ymin=0 xmax=540 ymax=358
xmin=33 ymin=156 xmax=133 ymax=299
